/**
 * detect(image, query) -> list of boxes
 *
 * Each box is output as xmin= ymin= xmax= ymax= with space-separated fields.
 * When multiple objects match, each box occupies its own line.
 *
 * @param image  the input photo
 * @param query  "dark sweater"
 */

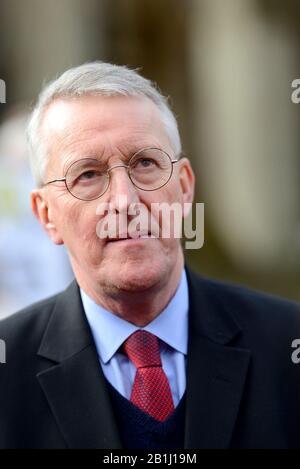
xmin=106 ymin=380 xmax=186 ymax=449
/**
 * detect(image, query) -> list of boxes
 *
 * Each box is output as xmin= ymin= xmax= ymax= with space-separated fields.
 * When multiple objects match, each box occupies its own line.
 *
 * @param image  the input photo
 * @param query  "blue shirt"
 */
xmin=80 ymin=269 xmax=189 ymax=407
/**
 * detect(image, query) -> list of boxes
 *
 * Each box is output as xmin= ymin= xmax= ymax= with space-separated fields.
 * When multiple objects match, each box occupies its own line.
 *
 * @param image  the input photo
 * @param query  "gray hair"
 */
xmin=27 ymin=61 xmax=182 ymax=187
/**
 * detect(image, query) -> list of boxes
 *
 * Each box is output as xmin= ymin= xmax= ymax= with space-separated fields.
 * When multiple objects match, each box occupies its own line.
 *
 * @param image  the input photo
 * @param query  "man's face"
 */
xmin=33 ymin=95 xmax=194 ymax=296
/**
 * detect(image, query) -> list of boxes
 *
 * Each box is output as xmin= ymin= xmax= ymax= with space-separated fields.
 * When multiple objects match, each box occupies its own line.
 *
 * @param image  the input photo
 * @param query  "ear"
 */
xmin=31 ymin=189 xmax=64 ymax=245
xmin=177 ymin=157 xmax=195 ymax=218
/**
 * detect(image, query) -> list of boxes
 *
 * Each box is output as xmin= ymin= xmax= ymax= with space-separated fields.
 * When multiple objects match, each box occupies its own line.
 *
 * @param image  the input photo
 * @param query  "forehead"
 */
xmin=41 ymin=95 xmax=171 ymax=166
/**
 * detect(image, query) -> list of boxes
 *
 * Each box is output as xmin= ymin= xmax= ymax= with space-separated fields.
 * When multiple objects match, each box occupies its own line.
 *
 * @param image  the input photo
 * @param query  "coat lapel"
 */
xmin=184 ymin=269 xmax=251 ymax=448
xmin=37 ymin=281 xmax=122 ymax=449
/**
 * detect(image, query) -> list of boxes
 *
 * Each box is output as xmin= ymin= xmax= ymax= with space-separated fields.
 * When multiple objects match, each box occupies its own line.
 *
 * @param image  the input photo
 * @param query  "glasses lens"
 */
xmin=129 ymin=148 xmax=172 ymax=190
xmin=65 ymin=158 xmax=109 ymax=200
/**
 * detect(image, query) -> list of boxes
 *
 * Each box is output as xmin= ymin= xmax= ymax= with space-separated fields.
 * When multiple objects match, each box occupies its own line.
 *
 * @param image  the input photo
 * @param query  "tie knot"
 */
xmin=123 ymin=330 xmax=161 ymax=369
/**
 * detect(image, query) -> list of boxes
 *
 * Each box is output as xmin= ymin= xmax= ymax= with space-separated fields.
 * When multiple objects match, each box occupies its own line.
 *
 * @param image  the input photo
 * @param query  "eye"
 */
xmin=74 ymin=169 xmax=104 ymax=186
xmin=134 ymin=158 xmax=156 ymax=169
xmin=79 ymin=170 xmax=99 ymax=180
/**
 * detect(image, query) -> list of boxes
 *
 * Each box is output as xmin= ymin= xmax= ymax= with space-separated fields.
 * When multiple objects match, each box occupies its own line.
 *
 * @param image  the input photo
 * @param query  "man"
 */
xmin=0 ymin=62 xmax=299 ymax=449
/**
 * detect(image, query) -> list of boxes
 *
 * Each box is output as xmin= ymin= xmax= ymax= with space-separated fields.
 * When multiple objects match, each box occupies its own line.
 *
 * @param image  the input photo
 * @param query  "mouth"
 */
xmin=106 ymin=231 xmax=157 ymax=243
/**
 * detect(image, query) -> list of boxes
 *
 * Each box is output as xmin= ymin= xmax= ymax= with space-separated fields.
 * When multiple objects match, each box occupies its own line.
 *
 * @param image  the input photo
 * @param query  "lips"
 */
xmin=106 ymin=231 xmax=154 ymax=242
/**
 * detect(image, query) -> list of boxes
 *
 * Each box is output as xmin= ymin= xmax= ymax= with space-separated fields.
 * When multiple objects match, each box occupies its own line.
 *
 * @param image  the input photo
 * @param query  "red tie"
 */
xmin=123 ymin=330 xmax=175 ymax=422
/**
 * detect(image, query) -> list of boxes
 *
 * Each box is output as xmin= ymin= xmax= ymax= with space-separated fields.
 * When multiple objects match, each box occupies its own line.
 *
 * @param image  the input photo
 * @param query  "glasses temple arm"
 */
xmin=44 ymin=177 xmax=66 ymax=186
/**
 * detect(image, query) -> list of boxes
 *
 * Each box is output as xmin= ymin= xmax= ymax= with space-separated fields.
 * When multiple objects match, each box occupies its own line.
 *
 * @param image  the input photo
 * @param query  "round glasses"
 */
xmin=44 ymin=147 xmax=178 ymax=201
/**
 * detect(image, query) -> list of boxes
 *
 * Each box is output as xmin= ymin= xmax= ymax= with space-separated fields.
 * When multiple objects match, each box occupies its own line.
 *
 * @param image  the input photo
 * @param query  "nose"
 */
xmin=107 ymin=164 xmax=140 ymax=212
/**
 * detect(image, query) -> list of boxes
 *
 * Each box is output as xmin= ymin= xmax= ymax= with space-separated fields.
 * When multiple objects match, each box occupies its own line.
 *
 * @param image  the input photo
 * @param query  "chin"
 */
xmin=108 ymin=262 xmax=165 ymax=293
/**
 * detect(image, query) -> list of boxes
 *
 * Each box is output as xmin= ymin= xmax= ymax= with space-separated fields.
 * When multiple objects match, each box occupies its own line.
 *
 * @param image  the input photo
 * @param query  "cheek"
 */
xmin=52 ymin=198 xmax=99 ymax=244
xmin=147 ymin=184 xmax=183 ymax=228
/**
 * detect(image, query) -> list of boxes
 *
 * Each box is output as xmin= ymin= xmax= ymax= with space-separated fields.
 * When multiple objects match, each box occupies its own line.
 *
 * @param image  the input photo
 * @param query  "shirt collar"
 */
xmin=81 ymin=269 xmax=189 ymax=364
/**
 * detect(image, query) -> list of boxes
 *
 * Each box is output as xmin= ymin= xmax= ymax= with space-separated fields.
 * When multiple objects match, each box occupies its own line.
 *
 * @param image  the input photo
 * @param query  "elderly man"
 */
xmin=0 ymin=62 xmax=299 ymax=449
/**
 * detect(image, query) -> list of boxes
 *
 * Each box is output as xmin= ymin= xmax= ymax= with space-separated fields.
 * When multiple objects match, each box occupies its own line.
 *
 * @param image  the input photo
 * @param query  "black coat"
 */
xmin=0 ymin=268 xmax=300 ymax=448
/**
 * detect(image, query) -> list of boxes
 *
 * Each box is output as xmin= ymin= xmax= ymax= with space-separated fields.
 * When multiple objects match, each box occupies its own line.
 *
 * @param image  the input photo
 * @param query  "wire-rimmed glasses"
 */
xmin=44 ymin=147 xmax=178 ymax=201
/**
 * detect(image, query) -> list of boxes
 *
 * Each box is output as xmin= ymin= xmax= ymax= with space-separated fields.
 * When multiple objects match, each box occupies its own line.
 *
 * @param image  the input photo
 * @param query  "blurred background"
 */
xmin=0 ymin=0 xmax=299 ymax=318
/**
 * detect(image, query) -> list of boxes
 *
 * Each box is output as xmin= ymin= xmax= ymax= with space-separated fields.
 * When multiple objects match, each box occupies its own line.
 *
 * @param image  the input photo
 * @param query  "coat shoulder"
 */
xmin=0 ymin=292 xmax=61 ymax=348
xmin=188 ymin=269 xmax=300 ymax=336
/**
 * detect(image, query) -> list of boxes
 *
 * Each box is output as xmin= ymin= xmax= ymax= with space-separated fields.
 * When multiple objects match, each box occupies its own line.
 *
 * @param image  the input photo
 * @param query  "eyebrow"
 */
xmin=62 ymin=144 xmax=162 ymax=174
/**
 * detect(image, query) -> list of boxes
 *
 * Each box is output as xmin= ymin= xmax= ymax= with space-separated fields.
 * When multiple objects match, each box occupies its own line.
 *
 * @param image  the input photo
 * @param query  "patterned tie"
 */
xmin=123 ymin=330 xmax=175 ymax=422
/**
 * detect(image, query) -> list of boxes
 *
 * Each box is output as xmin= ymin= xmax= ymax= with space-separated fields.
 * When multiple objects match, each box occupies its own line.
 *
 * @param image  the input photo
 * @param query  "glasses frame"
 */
xmin=44 ymin=147 xmax=179 ymax=201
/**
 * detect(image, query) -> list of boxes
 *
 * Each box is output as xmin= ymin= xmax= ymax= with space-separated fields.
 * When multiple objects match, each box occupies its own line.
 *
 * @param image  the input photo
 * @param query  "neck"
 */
xmin=74 ymin=254 xmax=184 ymax=326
